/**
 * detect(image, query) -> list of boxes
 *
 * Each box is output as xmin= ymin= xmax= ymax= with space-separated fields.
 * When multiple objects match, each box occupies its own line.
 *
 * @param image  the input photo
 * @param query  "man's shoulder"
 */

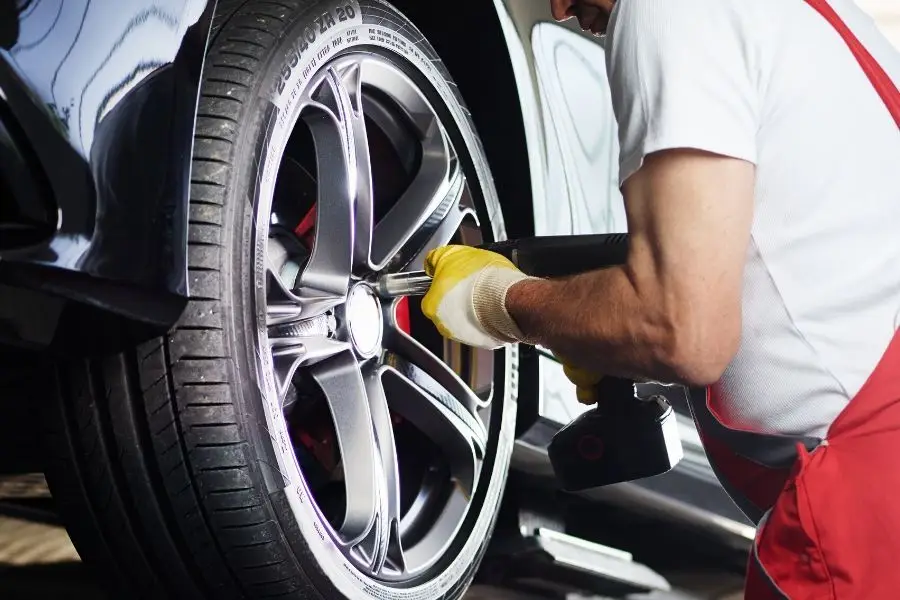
xmin=607 ymin=0 xmax=766 ymax=41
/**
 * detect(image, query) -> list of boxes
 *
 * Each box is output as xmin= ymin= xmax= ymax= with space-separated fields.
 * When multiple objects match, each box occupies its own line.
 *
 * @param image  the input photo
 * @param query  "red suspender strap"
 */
xmin=803 ymin=0 xmax=900 ymax=128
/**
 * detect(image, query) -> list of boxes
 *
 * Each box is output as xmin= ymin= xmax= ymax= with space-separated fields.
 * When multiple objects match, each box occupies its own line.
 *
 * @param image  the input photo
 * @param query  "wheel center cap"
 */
xmin=346 ymin=284 xmax=383 ymax=358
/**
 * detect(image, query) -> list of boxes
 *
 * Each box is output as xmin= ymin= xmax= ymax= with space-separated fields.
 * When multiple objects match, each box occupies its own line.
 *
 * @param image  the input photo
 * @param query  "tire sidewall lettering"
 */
xmin=267 ymin=1 xmax=362 ymax=102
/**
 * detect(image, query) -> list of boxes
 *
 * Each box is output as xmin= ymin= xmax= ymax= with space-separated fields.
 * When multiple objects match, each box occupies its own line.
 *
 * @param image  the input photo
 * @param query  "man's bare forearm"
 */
xmin=502 ymin=150 xmax=754 ymax=386
xmin=505 ymin=266 xmax=683 ymax=383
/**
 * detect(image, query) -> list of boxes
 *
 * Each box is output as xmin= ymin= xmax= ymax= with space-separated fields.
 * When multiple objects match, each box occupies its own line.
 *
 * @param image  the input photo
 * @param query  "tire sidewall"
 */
xmin=235 ymin=2 xmax=518 ymax=598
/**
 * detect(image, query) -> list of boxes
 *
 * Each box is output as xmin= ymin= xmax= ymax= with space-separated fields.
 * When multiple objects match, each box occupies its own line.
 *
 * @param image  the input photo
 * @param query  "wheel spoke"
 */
xmin=369 ymin=131 xmax=456 ymax=269
xmin=267 ymin=260 xmax=343 ymax=326
xmin=381 ymin=362 xmax=484 ymax=499
xmin=384 ymin=324 xmax=487 ymax=417
xmin=269 ymin=331 xmax=348 ymax=406
xmin=309 ymin=352 xmax=380 ymax=544
xmin=331 ymin=60 xmax=377 ymax=276
xmin=356 ymin=365 xmax=404 ymax=574
xmin=341 ymin=57 xmax=460 ymax=271
xmin=299 ymin=65 xmax=370 ymax=297
xmin=393 ymin=166 xmax=476 ymax=272
xmin=265 ymin=237 xmax=305 ymax=326
xmin=266 ymin=289 xmax=305 ymax=327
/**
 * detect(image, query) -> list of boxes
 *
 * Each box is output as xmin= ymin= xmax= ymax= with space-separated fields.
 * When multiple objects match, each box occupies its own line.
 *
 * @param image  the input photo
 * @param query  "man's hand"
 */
xmin=421 ymin=246 xmax=536 ymax=349
xmin=423 ymin=246 xmax=608 ymax=400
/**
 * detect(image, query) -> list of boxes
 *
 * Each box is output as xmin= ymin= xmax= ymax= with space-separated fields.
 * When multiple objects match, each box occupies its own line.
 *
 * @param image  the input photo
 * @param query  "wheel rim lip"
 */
xmin=250 ymin=49 xmax=497 ymax=584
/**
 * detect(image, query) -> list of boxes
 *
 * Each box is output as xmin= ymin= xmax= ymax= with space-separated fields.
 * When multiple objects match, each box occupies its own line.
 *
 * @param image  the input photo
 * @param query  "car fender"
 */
xmin=0 ymin=0 xmax=217 ymax=332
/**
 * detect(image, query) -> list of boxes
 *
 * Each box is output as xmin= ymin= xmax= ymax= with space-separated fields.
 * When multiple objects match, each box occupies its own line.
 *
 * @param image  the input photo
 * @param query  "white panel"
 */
xmin=530 ymin=23 xmax=626 ymax=236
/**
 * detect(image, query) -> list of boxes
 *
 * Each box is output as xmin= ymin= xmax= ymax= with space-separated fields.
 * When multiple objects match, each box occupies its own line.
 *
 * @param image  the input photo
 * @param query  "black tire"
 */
xmin=41 ymin=1 xmax=517 ymax=599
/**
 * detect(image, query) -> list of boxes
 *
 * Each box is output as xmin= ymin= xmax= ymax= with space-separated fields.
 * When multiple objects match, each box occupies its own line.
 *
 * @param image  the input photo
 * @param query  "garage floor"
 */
xmin=0 ymin=513 xmax=533 ymax=600
xmin=0 ymin=474 xmax=534 ymax=600
xmin=0 ymin=517 xmax=532 ymax=600
xmin=0 ymin=474 xmax=744 ymax=600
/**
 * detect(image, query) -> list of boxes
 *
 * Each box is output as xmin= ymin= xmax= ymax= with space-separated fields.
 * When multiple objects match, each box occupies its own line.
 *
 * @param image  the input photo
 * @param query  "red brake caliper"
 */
xmin=294 ymin=204 xmax=317 ymax=247
xmin=395 ymin=298 xmax=411 ymax=334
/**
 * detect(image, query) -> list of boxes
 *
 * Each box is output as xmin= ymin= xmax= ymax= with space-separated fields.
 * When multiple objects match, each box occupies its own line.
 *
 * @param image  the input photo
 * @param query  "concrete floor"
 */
xmin=0 ymin=515 xmax=553 ymax=600
xmin=0 ymin=474 xmax=546 ymax=599
xmin=0 ymin=474 xmax=745 ymax=600
xmin=0 ymin=474 xmax=95 ymax=599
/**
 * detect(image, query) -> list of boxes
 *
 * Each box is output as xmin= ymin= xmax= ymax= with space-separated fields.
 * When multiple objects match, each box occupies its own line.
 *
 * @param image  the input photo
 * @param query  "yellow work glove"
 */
xmin=422 ymin=245 xmax=537 ymax=349
xmin=561 ymin=362 xmax=604 ymax=405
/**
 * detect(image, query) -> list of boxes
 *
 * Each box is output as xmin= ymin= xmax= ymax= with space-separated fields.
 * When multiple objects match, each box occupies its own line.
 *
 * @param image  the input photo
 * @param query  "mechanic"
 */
xmin=421 ymin=0 xmax=900 ymax=597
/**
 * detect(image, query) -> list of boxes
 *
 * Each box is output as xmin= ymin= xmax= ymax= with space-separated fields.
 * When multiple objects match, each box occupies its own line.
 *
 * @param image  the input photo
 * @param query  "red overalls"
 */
xmin=689 ymin=1 xmax=900 ymax=598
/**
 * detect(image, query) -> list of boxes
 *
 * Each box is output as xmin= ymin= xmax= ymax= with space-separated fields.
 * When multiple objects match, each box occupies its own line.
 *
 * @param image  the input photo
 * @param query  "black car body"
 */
xmin=1 ymin=0 xmax=215 ymax=349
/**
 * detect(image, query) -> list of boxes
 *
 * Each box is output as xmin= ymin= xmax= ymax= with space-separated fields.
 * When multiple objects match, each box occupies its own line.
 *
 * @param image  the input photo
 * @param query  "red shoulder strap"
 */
xmin=804 ymin=0 xmax=900 ymax=128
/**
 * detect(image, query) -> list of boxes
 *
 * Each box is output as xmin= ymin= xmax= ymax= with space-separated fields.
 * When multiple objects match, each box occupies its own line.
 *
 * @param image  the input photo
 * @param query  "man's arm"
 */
xmin=421 ymin=0 xmax=762 ymax=384
xmin=506 ymin=149 xmax=755 ymax=387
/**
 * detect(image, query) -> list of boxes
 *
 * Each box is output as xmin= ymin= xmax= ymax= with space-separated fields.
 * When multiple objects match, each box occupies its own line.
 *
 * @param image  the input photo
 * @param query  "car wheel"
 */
xmin=41 ymin=1 xmax=517 ymax=598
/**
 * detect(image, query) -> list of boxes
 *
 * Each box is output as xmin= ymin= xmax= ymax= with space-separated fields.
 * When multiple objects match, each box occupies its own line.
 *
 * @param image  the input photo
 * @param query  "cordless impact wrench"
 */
xmin=375 ymin=234 xmax=684 ymax=492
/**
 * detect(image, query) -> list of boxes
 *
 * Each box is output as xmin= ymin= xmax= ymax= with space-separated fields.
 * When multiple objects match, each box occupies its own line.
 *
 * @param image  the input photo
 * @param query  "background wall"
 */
xmin=858 ymin=0 xmax=900 ymax=48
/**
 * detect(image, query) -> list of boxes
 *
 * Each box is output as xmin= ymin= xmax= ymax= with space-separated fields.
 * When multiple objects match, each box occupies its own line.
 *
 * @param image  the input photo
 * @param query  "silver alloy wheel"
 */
xmin=254 ymin=51 xmax=496 ymax=582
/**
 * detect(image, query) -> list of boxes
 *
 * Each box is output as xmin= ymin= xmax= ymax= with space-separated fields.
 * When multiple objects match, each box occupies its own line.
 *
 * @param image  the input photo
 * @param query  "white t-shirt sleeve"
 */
xmin=605 ymin=0 xmax=762 ymax=187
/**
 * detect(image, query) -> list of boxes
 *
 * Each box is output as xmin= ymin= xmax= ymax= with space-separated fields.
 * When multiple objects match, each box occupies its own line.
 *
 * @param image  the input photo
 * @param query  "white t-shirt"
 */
xmin=605 ymin=0 xmax=900 ymax=438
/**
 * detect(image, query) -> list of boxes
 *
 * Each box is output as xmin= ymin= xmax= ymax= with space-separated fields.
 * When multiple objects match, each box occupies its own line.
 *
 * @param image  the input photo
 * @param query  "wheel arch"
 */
xmin=0 ymin=0 xmax=219 ymax=353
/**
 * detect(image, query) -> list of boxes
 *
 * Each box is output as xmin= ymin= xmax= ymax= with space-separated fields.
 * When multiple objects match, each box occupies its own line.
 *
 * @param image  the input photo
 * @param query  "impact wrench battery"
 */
xmin=375 ymin=234 xmax=684 ymax=491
